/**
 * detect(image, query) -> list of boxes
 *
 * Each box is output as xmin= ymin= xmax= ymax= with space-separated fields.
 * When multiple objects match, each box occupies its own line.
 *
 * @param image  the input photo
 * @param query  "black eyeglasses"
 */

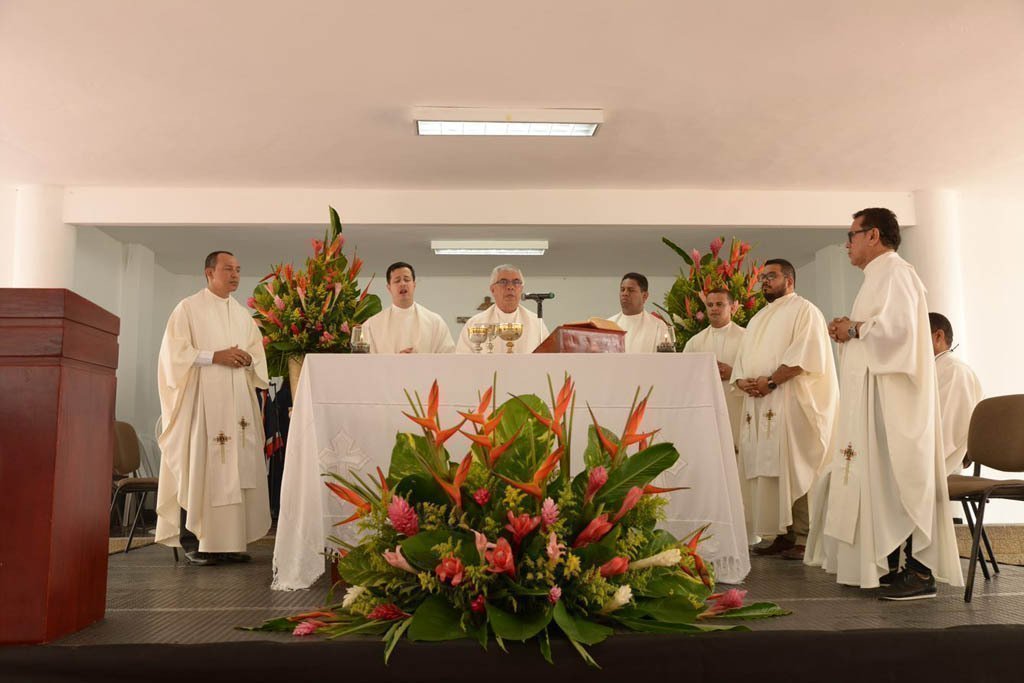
xmin=493 ymin=279 xmax=523 ymax=288
xmin=846 ymin=227 xmax=873 ymax=243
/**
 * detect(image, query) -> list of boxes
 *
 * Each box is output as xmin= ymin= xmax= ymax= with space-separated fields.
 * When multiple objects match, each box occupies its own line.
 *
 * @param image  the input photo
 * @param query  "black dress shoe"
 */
xmin=184 ymin=551 xmax=219 ymax=566
xmin=216 ymin=552 xmax=252 ymax=563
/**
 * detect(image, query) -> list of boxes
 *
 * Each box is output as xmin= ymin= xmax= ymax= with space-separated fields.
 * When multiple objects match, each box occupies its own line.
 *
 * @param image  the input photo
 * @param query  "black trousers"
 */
xmin=888 ymin=535 xmax=929 ymax=574
xmin=179 ymin=508 xmax=199 ymax=553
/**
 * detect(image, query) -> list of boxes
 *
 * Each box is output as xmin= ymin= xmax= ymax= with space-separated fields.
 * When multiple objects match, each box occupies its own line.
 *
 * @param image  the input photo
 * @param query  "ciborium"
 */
xmin=468 ymin=324 xmax=491 ymax=353
xmin=496 ymin=322 xmax=523 ymax=354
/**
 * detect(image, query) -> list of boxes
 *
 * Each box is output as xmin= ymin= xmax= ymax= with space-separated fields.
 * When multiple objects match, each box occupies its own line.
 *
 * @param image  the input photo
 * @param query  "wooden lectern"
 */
xmin=534 ymin=322 xmax=626 ymax=353
xmin=0 ymin=289 xmax=119 ymax=643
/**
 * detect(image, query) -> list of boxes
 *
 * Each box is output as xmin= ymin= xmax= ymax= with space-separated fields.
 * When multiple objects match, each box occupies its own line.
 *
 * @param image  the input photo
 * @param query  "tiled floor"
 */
xmin=54 ymin=538 xmax=1024 ymax=645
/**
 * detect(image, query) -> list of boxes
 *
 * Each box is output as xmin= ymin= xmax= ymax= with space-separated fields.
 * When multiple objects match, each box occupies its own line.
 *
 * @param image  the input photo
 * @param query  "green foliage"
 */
xmin=407 ymin=595 xmax=468 ymax=641
xmin=485 ymin=603 xmax=552 ymax=641
xmin=594 ymin=443 xmax=679 ymax=507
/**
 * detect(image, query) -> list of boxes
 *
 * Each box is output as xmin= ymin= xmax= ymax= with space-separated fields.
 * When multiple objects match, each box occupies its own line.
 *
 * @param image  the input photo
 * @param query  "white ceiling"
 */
xmin=3 ymin=0 xmax=1024 ymax=191
xmin=98 ymin=223 xmax=845 ymax=276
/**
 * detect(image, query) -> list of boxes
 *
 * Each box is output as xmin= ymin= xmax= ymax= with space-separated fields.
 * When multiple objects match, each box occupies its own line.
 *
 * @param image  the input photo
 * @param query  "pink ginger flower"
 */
xmin=274 ymin=295 xmax=286 ymax=310
xmin=262 ymin=336 xmax=271 ymax=348
xmin=541 ymin=497 xmax=559 ymax=529
xmin=599 ymin=556 xmax=630 ymax=578
xmin=471 ymin=594 xmax=487 ymax=614
xmin=367 ymin=604 xmax=411 ymax=621
xmin=548 ymin=585 xmax=562 ymax=604
xmin=388 ymin=496 xmax=419 ymax=536
xmin=321 ymin=331 xmax=334 ymax=344
xmin=546 ymin=531 xmax=565 ymax=564
xmin=613 ymin=486 xmax=644 ymax=523
xmin=699 ymin=588 xmax=747 ymax=619
xmin=710 ymin=237 xmax=724 ymax=258
xmin=473 ymin=487 xmax=491 ymax=506
xmin=292 ymin=619 xmax=325 ymax=636
xmin=382 ymin=546 xmax=417 ymax=574
xmin=695 ymin=311 xmax=705 ymax=322
xmin=505 ymin=511 xmax=541 ymax=546
xmin=340 ymin=322 xmax=350 ymax=334
xmin=246 ymin=296 xmax=257 ymax=309
xmin=584 ymin=466 xmax=608 ymax=503
xmin=690 ymin=248 xmax=701 ymax=263
xmin=473 ymin=530 xmax=495 ymax=562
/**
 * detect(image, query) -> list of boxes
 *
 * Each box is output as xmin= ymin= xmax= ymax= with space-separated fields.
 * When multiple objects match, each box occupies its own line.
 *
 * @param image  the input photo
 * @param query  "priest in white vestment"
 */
xmin=731 ymin=259 xmax=838 ymax=561
xmin=684 ymin=288 xmax=747 ymax=449
xmin=456 ymin=265 xmax=550 ymax=354
xmin=929 ymin=312 xmax=984 ymax=476
xmin=362 ymin=261 xmax=455 ymax=354
xmin=155 ymin=251 xmax=271 ymax=566
xmin=808 ymin=208 xmax=963 ymax=599
xmin=606 ymin=272 xmax=671 ymax=353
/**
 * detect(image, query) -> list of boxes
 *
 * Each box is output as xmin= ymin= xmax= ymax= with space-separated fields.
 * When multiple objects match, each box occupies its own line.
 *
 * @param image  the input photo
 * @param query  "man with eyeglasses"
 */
xmin=456 ymin=264 xmax=550 ymax=353
xmin=607 ymin=272 xmax=670 ymax=353
xmin=730 ymin=258 xmax=838 ymax=562
xmin=805 ymin=208 xmax=963 ymax=600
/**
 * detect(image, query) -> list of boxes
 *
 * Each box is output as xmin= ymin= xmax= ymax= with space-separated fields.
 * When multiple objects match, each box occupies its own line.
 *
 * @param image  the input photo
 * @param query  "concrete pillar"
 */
xmin=11 ymin=185 xmax=76 ymax=288
xmin=902 ymin=190 xmax=967 ymax=355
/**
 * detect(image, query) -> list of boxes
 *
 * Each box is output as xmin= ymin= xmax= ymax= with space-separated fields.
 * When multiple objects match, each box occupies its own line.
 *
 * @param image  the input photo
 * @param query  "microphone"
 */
xmin=523 ymin=292 xmax=555 ymax=318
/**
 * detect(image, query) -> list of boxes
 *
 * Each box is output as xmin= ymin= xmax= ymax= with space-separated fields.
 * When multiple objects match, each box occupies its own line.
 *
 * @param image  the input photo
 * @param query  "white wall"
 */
xmin=0 ymin=187 xmax=17 ymax=286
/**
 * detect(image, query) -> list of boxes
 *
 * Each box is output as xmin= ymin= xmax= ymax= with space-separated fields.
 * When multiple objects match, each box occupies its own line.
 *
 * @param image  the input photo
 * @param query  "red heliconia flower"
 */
xmin=325 ymin=481 xmax=371 ymax=525
xmin=435 ymin=555 xmax=465 ymax=586
xmin=473 ymin=487 xmax=491 ymax=506
xmin=471 ymin=594 xmax=487 ymax=614
xmin=599 ymin=556 xmax=630 ymax=578
xmin=367 ymin=604 xmax=411 ymax=621
xmin=387 ymin=495 xmax=419 ymax=536
xmin=486 ymin=537 xmax=516 ymax=577
xmin=573 ymin=513 xmax=613 ymax=548
xmin=613 ymin=486 xmax=643 ymax=523
xmin=505 ymin=511 xmax=541 ymax=546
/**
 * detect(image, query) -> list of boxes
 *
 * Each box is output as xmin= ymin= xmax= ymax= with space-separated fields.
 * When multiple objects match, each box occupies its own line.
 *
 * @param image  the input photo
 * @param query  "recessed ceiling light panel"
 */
xmin=431 ymin=240 xmax=548 ymax=256
xmin=415 ymin=107 xmax=601 ymax=137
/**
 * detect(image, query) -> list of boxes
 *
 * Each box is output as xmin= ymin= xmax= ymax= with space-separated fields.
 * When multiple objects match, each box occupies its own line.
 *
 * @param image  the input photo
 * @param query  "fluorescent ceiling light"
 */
xmin=431 ymin=240 xmax=548 ymax=256
xmin=415 ymin=107 xmax=602 ymax=137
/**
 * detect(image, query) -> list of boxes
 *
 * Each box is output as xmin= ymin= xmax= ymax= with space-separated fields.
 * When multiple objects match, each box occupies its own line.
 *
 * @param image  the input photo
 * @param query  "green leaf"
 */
xmin=241 ymin=616 xmax=298 ymax=633
xmin=328 ymin=205 xmax=343 ymax=241
xmin=700 ymin=252 xmax=713 ymax=266
xmin=407 ymin=595 xmax=467 ymax=641
xmin=574 ymin=525 xmax=620 ymax=567
xmin=492 ymin=394 xmax=553 ymax=482
xmin=337 ymin=546 xmax=389 ymax=587
xmin=539 ymin=627 xmax=553 ymax=664
xmin=630 ymin=595 xmax=700 ymax=624
xmin=663 ymin=236 xmax=693 ymax=266
xmin=595 ymin=443 xmax=679 ymax=507
xmin=485 ymin=603 xmax=552 ymax=641
xmin=637 ymin=569 xmax=704 ymax=599
xmin=388 ymin=433 xmax=435 ymax=484
xmin=354 ymin=294 xmax=382 ymax=322
xmin=400 ymin=529 xmax=455 ymax=570
xmin=552 ymin=602 xmax=613 ymax=646
xmin=383 ymin=617 xmax=412 ymax=663
xmin=583 ymin=424 xmax=617 ymax=469
xmin=393 ymin=473 xmax=450 ymax=507
xmin=566 ymin=637 xmax=601 ymax=668
xmin=612 ymin=615 xmax=747 ymax=633
xmin=709 ymin=602 xmax=792 ymax=619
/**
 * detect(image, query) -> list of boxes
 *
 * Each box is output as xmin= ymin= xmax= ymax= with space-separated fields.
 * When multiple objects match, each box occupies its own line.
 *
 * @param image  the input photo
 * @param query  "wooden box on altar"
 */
xmin=0 ymin=289 xmax=120 ymax=643
xmin=534 ymin=323 xmax=625 ymax=353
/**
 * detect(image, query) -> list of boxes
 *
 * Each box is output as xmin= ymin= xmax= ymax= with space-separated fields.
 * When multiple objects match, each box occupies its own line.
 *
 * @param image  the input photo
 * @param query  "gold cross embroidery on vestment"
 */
xmin=842 ymin=442 xmax=856 ymax=484
xmin=214 ymin=431 xmax=232 ymax=464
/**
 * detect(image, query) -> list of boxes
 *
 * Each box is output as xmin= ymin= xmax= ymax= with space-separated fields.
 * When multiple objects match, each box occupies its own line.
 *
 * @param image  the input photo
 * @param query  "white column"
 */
xmin=0 ymin=187 xmax=17 ymax=286
xmin=11 ymin=185 xmax=76 ymax=288
xmin=902 ymin=190 xmax=967 ymax=355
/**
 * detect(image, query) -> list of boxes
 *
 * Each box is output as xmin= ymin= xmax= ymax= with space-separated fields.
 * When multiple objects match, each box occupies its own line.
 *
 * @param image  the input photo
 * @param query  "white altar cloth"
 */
xmin=271 ymin=353 xmax=750 ymax=589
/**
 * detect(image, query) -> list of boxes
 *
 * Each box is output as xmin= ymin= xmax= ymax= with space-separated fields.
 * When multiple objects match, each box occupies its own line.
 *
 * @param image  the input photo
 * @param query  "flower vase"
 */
xmin=287 ymin=355 xmax=305 ymax=398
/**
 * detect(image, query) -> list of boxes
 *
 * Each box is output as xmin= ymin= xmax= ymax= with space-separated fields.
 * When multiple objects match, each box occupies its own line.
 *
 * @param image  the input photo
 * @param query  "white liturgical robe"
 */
xmin=607 ymin=311 xmax=670 ymax=353
xmin=805 ymin=252 xmax=963 ymax=589
xmin=456 ymin=304 xmax=550 ymax=354
xmin=936 ymin=351 xmax=983 ymax=476
xmin=730 ymin=293 xmax=838 ymax=538
xmin=362 ymin=303 xmax=455 ymax=354
xmin=155 ymin=288 xmax=271 ymax=552
xmin=684 ymin=322 xmax=747 ymax=447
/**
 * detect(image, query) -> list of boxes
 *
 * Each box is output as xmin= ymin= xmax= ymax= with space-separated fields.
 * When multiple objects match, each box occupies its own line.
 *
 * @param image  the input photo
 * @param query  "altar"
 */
xmin=271 ymin=352 xmax=749 ymax=590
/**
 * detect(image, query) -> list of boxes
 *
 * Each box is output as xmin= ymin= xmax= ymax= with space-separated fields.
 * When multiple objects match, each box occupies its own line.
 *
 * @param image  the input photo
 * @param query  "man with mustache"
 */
xmin=362 ymin=261 xmax=455 ymax=354
xmin=456 ymin=264 xmax=549 ymax=353
xmin=606 ymin=272 xmax=670 ymax=353
xmin=155 ymin=251 xmax=271 ymax=566
xmin=731 ymin=258 xmax=839 ymax=562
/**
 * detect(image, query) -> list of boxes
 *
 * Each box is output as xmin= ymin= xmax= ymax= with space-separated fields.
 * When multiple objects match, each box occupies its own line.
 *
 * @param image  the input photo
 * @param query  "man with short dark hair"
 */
xmin=807 ymin=209 xmax=963 ymax=600
xmin=929 ymin=312 xmax=983 ymax=475
xmin=731 ymin=258 xmax=838 ymax=561
xmin=607 ymin=272 xmax=670 ymax=353
xmin=362 ymin=261 xmax=455 ymax=354
xmin=155 ymin=251 xmax=271 ymax=566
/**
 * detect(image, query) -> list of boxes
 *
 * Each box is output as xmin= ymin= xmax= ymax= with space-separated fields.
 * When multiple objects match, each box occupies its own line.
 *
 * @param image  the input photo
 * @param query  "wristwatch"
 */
xmin=848 ymin=324 xmax=859 ymax=339
xmin=767 ymin=379 xmax=778 ymax=391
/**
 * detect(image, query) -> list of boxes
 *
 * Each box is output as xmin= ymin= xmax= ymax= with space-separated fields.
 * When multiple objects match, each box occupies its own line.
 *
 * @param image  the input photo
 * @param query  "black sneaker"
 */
xmin=878 ymin=568 xmax=900 ymax=586
xmin=183 ymin=551 xmax=219 ymax=566
xmin=878 ymin=569 xmax=936 ymax=601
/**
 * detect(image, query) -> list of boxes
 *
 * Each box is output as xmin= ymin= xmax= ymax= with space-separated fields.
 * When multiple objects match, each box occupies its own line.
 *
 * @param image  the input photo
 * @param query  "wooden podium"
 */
xmin=0 ymin=289 xmax=119 ymax=643
xmin=534 ymin=324 xmax=626 ymax=353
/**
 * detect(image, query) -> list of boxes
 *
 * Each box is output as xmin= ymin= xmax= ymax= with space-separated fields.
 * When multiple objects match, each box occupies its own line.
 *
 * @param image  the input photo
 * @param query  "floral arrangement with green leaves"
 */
xmin=249 ymin=376 xmax=787 ymax=664
xmin=657 ymin=236 xmax=767 ymax=349
xmin=249 ymin=207 xmax=382 ymax=377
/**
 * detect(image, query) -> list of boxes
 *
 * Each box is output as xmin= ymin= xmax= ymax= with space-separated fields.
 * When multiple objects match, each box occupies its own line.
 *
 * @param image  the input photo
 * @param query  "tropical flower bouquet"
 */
xmin=249 ymin=376 xmax=787 ymax=664
xmin=657 ymin=236 xmax=767 ymax=349
xmin=249 ymin=207 xmax=382 ymax=378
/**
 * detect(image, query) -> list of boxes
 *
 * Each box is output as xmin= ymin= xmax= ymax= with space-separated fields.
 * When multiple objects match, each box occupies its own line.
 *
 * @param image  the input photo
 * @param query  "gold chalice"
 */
xmin=468 ymin=324 xmax=491 ymax=354
xmin=485 ymin=323 xmax=499 ymax=354
xmin=496 ymin=322 xmax=523 ymax=354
